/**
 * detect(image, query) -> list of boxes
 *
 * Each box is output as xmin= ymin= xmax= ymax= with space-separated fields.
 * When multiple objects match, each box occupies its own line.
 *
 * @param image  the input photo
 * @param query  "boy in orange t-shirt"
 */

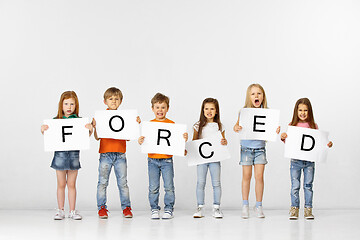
xmin=92 ymin=87 xmax=140 ymax=219
xmin=138 ymin=93 xmax=188 ymax=219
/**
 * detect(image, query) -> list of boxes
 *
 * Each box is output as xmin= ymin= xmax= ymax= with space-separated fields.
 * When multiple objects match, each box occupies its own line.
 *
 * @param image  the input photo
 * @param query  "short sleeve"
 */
xmin=193 ymin=121 xmax=200 ymax=132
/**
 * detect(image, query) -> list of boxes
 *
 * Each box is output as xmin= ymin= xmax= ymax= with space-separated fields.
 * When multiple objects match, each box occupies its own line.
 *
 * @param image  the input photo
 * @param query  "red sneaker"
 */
xmin=123 ymin=207 xmax=133 ymax=218
xmin=98 ymin=206 xmax=109 ymax=219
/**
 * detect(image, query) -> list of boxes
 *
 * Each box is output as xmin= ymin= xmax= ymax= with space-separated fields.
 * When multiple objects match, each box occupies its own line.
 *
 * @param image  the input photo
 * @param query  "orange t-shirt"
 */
xmin=148 ymin=118 xmax=175 ymax=159
xmin=98 ymin=108 xmax=126 ymax=153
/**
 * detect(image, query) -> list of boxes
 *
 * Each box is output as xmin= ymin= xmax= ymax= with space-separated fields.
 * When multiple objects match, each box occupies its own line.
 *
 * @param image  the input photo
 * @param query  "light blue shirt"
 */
xmin=240 ymin=140 xmax=265 ymax=149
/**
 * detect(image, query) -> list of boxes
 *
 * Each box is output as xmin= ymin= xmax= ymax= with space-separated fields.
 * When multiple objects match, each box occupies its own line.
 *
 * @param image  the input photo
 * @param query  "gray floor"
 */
xmin=0 ymin=209 xmax=358 ymax=240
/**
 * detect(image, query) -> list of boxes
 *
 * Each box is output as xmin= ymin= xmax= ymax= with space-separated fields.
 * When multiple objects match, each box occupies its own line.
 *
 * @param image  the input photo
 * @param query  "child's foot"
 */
xmin=304 ymin=207 xmax=314 ymax=220
xmin=212 ymin=205 xmax=223 ymax=219
xmin=162 ymin=210 xmax=174 ymax=219
xmin=254 ymin=206 xmax=265 ymax=218
xmin=69 ymin=210 xmax=82 ymax=220
xmin=241 ymin=205 xmax=249 ymax=219
xmin=193 ymin=205 xmax=204 ymax=218
xmin=98 ymin=206 xmax=109 ymax=219
xmin=54 ymin=209 xmax=65 ymax=220
xmin=289 ymin=206 xmax=299 ymax=220
xmin=151 ymin=209 xmax=160 ymax=220
xmin=123 ymin=207 xmax=133 ymax=218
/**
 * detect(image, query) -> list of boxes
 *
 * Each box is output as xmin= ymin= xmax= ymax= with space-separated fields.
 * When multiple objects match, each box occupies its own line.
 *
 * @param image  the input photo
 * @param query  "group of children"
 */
xmin=41 ymin=84 xmax=333 ymax=221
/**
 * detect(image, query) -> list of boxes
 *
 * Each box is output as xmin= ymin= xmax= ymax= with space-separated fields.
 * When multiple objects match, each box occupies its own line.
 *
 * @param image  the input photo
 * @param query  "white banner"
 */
xmin=186 ymin=132 xmax=231 ymax=166
xmin=239 ymin=108 xmax=280 ymax=141
xmin=43 ymin=118 xmax=90 ymax=151
xmin=94 ymin=110 xmax=140 ymax=140
xmin=284 ymin=126 xmax=329 ymax=163
xmin=141 ymin=121 xmax=187 ymax=157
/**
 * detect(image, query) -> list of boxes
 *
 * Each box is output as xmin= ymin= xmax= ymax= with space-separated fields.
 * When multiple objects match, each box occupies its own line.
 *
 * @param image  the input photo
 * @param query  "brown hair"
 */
xmin=55 ymin=91 xmax=79 ymax=119
xmin=195 ymin=98 xmax=222 ymax=139
xmin=151 ymin=93 xmax=170 ymax=108
xmin=244 ymin=83 xmax=268 ymax=108
xmin=290 ymin=98 xmax=316 ymax=129
xmin=104 ymin=87 xmax=123 ymax=101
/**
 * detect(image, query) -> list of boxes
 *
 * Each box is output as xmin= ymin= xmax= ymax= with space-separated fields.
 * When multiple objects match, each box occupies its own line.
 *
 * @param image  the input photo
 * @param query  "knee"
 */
xmin=304 ymin=183 xmax=313 ymax=191
xmin=149 ymin=186 xmax=159 ymax=194
xmin=255 ymin=174 xmax=264 ymax=183
xmin=67 ymin=182 xmax=76 ymax=190
xmin=197 ymin=180 xmax=206 ymax=189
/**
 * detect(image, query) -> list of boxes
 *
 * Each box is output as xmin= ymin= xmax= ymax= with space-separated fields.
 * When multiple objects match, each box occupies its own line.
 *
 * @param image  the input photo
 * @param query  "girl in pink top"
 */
xmin=281 ymin=98 xmax=332 ymax=220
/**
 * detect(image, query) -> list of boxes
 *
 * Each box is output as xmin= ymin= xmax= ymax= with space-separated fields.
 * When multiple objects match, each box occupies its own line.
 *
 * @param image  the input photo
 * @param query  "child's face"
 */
xmin=250 ymin=87 xmax=263 ymax=108
xmin=152 ymin=102 xmax=169 ymax=120
xmin=297 ymin=104 xmax=308 ymax=122
xmin=104 ymin=95 xmax=121 ymax=110
xmin=63 ymin=98 xmax=76 ymax=117
xmin=203 ymin=103 xmax=216 ymax=122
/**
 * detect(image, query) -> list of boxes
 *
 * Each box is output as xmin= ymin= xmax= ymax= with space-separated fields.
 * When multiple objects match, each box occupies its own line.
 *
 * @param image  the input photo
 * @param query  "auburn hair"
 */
xmin=195 ymin=98 xmax=222 ymax=139
xmin=55 ymin=91 xmax=79 ymax=119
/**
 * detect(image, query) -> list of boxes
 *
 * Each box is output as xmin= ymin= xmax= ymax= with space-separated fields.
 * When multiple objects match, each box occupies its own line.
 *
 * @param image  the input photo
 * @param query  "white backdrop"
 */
xmin=0 ymin=0 xmax=359 ymax=210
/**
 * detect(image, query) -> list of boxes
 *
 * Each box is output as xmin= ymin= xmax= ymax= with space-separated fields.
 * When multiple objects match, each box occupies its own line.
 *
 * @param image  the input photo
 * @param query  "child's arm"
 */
xmin=85 ymin=123 xmax=93 ymax=136
xmin=138 ymin=136 xmax=145 ymax=145
xmin=183 ymin=132 xmax=188 ymax=142
xmin=276 ymin=126 xmax=281 ymax=134
xmin=221 ymin=130 xmax=227 ymax=145
xmin=41 ymin=124 xmax=49 ymax=135
xmin=92 ymin=118 xmax=100 ymax=141
xmin=233 ymin=118 xmax=242 ymax=132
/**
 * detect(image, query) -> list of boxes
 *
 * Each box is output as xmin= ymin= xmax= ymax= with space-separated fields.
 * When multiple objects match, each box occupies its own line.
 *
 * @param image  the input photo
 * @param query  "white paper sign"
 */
xmin=239 ymin=108 xmax=280 ymax=141
xmin=186 ymin=132 xmax=231 ymax=166
xmin=43 ymin=118 xmax=90 ymax=151
xmin=284 ymin=126 xmax=329 ymax=162
xmin=94 ymin=110 xmax=140 ymax=140
xmin=141 ymin=121 xmax=187 ymax=156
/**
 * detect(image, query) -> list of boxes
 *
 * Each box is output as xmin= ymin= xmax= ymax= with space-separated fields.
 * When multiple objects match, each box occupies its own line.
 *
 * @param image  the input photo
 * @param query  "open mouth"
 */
xmin=255 ymin=99 xmax=260 ymax=104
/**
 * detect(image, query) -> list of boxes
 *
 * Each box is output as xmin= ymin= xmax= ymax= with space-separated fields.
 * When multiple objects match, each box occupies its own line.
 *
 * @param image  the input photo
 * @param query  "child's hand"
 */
xmin=138 ymin=136 xmax=145 ymax=145
xmin=327 ymin=141 xmax=333 ymax=148
xmin=233 ymin=124 xmax=242 ymax=133
xmin=183 ymin=133 xmax=188 ymax=142
xmin=136 ymin=116 xmax=141 ymax=124
xmin=92 ymin=118 xmax=96 ymax=128
xmin=184 ymin=149 xmax=187 ymax=156
xmin=41 ymin=124 xmax=49 ymax=134
xmin=221 ymin=138 xmax=227 ymax=145
xmin=280 ymin=133 xmax=287 ymax=141
xmin=85 ymin=123 xmax=94 ymax=136
xmin=276 ymin=126 xmax=281 ymax=134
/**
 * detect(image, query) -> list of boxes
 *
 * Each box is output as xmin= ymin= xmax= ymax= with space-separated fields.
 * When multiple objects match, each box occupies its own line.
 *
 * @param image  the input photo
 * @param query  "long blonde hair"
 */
xmin=244 ymin=83 xmax=268 ymax=108
xmin=55 ymin=91 xmax=79 ymax=119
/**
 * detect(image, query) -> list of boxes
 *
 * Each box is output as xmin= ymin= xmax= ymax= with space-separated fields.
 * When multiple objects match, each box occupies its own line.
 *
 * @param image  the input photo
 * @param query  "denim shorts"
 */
xmin=51 ymin=150 xmax=81 ymax=170
xmin=240 ymin=147 xmax=267 ymax=165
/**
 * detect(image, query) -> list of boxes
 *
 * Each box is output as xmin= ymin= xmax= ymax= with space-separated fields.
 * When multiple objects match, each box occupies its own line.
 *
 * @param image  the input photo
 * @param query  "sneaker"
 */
xmin=162 ymin=210 xmax=174 ymax=219
xmin=304 ymin=207 xmax=314 ymax=220
xmin=289 ymin=207 xmax=299 ymax=220
xmin=212 ymin=206 xmax=223 ymax=219
xmin=242 ymin=205 xmax=249 ymax=219
xmin=54 ymin=209 xmax=65 ymax=220
xmin=151 ymin=209 xmax=160 ymax=220
xmin=98 ymin=206 xmax=109 ymax=219
xmin=123 ymin=207 xmax=133 ymax=218
xmin=193 ymin=205 xmax=204 ymax=218
xmin=254 ymin=206 xmax=265 ymax=218
xmin=69 ymin=210 xmax=82 ymax=220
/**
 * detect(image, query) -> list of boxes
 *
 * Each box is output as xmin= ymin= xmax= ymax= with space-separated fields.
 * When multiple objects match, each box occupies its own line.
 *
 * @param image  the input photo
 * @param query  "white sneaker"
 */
xmin=242 ymin=205 xmax=249 ymax=219
xmin=212 ymin=206 xmax=223 ymax=219
xmin=54 ymin=209 xmax=65 ymax=220
xmin=151 ymin=209 xmax=160 ymax=219
xmin=254 ymin=206 xmax=265 ymax=218
xmin=193 ymin=205 xmax=204 ymax=218
xmin=162 ymin=210 xmax=174 ymax=219
xmin=68 ymin=210 xmax=82 ymax=220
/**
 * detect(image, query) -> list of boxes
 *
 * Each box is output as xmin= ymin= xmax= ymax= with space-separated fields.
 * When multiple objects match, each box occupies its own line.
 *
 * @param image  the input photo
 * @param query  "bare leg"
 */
xmin=67 ymin=170 xmax=78 ymax=211
xmin=242 ymin=166 xmax=252 ymax=201
xmin=56 ymin=170 xmax=67 ymax=210
xmin=254 ymin=164 xmax=265 ymax=202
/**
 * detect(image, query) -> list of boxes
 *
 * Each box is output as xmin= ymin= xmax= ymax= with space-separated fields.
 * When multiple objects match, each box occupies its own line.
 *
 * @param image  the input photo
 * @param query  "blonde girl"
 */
xmin=281 ymin=98 xmax=332 ymax=220
xmin=41 ymin=91 xmax=93 ymax=220
xmin=192 ymin=98 xmax=227 ymax=219
xmin=233 ymin=84 xmax=280 ymax=218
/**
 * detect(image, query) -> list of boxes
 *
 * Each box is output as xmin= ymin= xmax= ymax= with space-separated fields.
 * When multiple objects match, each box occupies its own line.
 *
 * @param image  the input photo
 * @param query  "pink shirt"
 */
xmin=295 ymin=122 xmax=318 ymax=129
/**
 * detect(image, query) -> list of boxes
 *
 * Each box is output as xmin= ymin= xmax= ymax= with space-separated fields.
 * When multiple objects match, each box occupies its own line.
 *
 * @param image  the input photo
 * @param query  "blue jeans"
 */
xmin=148 ymin=157 xmax=175 ymax=211
xmin=97 ymin=152 xmax=131 ymax=210
xmin=240 ymin=147 xmax=267 ymax=165
xmin=290 ymin=159 xmax=315 ymax=208
xmin=196 ymin=162 xmax=221 ymax=206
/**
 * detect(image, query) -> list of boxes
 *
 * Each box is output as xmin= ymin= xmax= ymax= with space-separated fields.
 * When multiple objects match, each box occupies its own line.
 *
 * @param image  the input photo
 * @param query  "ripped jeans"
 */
xmin=290 ymin=159 xmax=315 ymax=208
